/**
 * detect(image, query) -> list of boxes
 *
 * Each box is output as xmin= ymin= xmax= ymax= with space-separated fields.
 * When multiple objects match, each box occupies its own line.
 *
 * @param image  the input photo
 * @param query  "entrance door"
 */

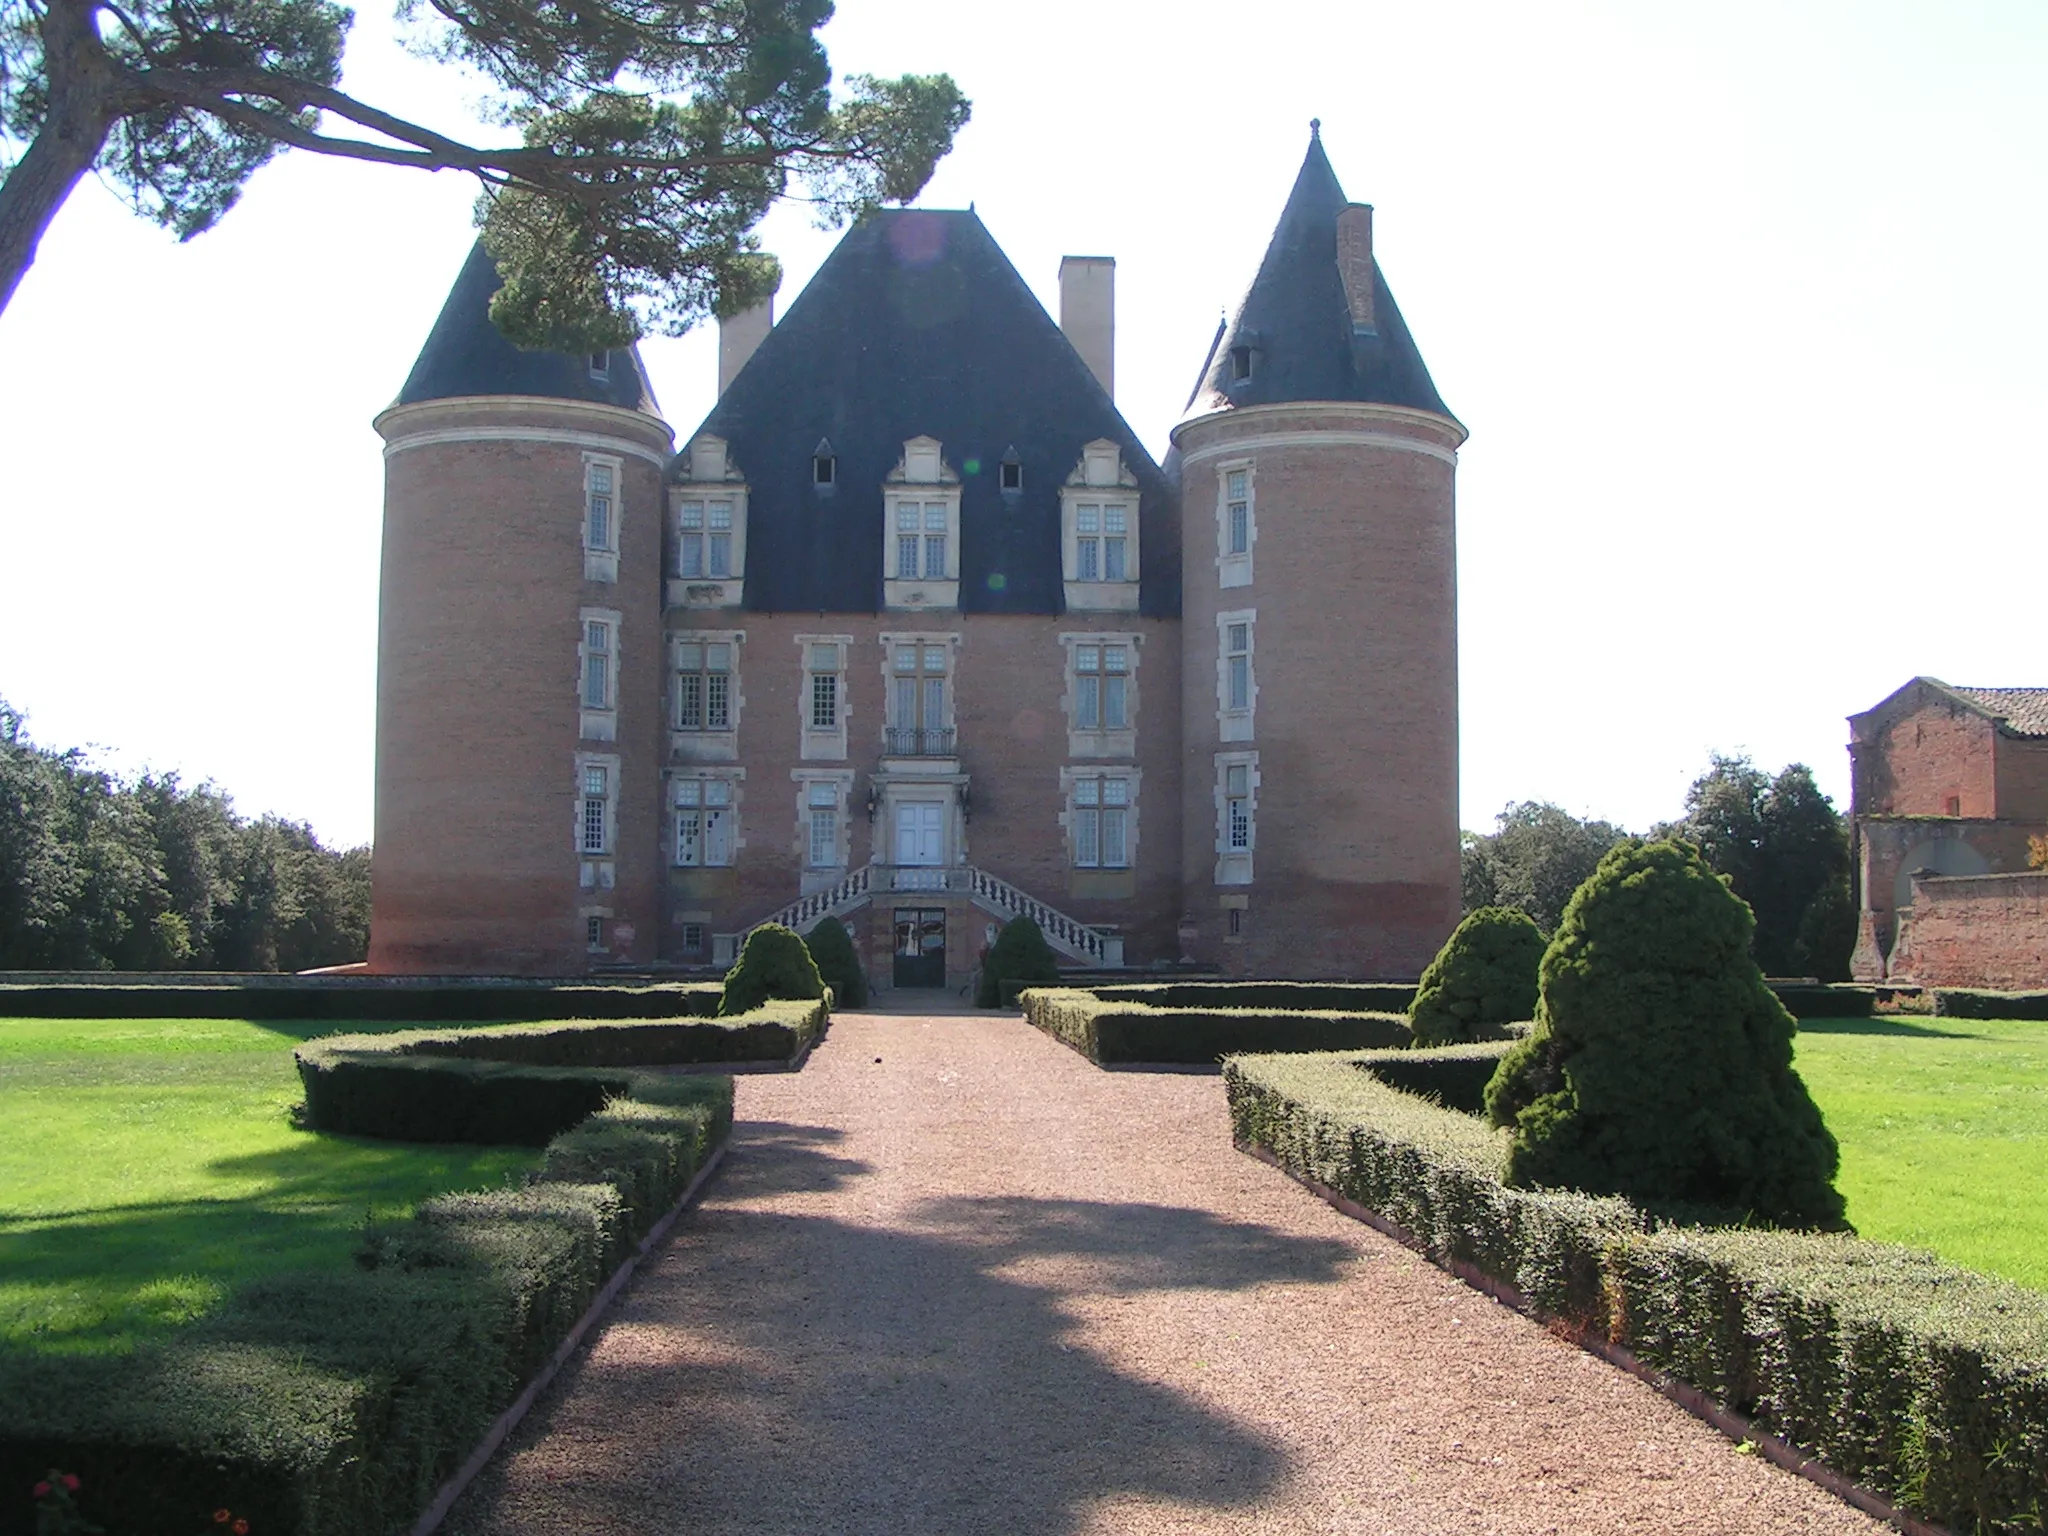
xmin=893 ymin=802 xmax=945 ymax=867
xmin=894 ymin=908 xmax=947 ymax=989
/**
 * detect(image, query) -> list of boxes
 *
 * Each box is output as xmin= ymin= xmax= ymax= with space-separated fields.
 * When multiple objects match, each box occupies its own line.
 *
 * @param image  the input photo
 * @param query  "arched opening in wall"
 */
xmin=1895 ymin=836 xmax=1994 ymax=912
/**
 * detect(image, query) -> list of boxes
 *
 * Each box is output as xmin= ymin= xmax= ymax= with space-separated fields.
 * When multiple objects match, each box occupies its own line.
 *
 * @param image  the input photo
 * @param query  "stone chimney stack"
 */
xmin=718 ymin=298 xmax=775 ymax=395
xmin=1059 ymin=255 xmax=1115 ymax=397
xmin=1336 ymin=203 xmax=1376 ymax=333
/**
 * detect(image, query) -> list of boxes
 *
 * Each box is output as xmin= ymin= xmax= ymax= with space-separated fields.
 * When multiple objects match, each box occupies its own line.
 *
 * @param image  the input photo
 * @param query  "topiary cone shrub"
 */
xmin=1483 ymin=838 xmax=1847 ymax=1230
xmin=719 ymin=923 xmax=824 ymax=1016
xmin=976 ymin=916 xmax=1060 ymax=1008
xmin=1408 ymin=906 xmax=1544 ymax=1046
xmin=803 ymin=916 xmax=867 ymax=1008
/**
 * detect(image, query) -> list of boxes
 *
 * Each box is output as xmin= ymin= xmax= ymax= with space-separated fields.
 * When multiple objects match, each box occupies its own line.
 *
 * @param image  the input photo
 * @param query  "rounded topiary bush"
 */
xmin=803 ymin=916 xmax=867 ymax=1009
xmin=719 ymin=923 xmax=824 ymax=1016
xmin=1483 ymin=837 xmax=1846 ymax=1229
xmin=1408 ymin=906 xmax=1544 ymax=1046
xmin=976 ymin=916 xmax=1060 ymax=1008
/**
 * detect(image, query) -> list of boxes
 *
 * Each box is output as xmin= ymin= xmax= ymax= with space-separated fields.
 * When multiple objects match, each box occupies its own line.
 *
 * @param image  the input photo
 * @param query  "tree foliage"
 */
xmin=975 ymin=915 xmax=1057 ymax=1008
xmin=802 ymin=913 xmax=863 ymax=1008
xmin=1408 ymin=905 xmax=1544 ymax=1047
xmin=1657 ymin=754 xmax=1854 ymax=980
xmin=717 ymin=921 xmax=821 ymax=1015
xmin=0 ymin=0 xmax=969 ymax=338
xmin=0 ymin=698 xmax=369 ymax=970
xmin=1483 ymin=838 xmax=1846 ymax=1230
xmin=1461 ymin=801 xmax=1629 ymax=935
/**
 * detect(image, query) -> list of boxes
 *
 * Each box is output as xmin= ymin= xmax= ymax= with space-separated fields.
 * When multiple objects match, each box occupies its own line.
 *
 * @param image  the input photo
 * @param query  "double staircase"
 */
xmin=711 ymin=863 xmax=1122 ymax=969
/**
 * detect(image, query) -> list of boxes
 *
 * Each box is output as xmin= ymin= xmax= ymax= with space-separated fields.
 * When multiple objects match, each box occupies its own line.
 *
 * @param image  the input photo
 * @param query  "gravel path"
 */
xmin=448 ymin=1011 xmax=1887 ymax=1535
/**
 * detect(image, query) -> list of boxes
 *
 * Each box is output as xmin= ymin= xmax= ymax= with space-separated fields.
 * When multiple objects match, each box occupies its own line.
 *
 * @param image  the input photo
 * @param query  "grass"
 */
xmin=1794 ymin=1016 xmax=2048 ymax=1291
xmin=0 ymin=1016 xmax=540 ymax=1357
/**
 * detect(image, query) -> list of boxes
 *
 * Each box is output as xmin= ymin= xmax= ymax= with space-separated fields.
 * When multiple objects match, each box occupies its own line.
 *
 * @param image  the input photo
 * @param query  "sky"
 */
xmin=2 ymin=0 xmax=2044 ymax=851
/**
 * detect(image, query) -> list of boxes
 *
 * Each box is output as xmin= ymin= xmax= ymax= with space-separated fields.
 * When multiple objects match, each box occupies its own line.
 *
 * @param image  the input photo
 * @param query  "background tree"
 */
xmin=1658 ymin=754 xmax=1854 ymax=979
xmin=0 ymin=0 xmax=969 ymax=339
xmin=1461 ymin=801 xmax=1628 ymax=935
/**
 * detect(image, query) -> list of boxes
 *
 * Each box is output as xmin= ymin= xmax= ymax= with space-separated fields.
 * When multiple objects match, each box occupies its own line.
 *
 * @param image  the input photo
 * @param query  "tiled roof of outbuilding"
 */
xmin=393 ymin=242 xmax=662 ymax=416
xmin=1185 ymin=128 xmax=1453 ymax=422
xmin=686 ymin=208 xmax=1178 ymax=617
xmin=1948 ymin=687 xmax=2048 ymax=737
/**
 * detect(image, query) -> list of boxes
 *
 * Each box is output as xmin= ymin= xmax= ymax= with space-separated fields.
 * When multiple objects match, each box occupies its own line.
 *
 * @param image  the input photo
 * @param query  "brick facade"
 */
xmin=1886 ymin=872 xmax=2048 ymax=989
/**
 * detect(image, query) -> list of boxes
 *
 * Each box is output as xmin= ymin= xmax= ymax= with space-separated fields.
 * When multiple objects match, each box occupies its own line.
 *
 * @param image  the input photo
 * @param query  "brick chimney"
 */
xmin=1059 ymin=255 xmax=1115 ymax=397
xmin=717 ymin=298 xmax=774 ymax=395
xmin=1336 ymin=203 xmax=1376 ymax=333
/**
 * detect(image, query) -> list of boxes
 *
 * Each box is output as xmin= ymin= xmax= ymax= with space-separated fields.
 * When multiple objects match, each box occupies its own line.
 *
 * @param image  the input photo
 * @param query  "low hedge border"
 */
xmin=1225 ymin=1046 xmax=2048 ymax=1536
xmin=1934 ymin=988 xmax=2048 ymax=1021
xmin=0 ymin=980 xmax=725 ymax=1022
xmin=1088 ymin=979 xmax=1419 ymax=1012
xmin=0 ymin=1010 xmax=809 ymax=1536
xmin=1766 ymin=983 xmax=1877 ymax=1020
xmin=1021 ymin=987 xmax=1412 ymax=1065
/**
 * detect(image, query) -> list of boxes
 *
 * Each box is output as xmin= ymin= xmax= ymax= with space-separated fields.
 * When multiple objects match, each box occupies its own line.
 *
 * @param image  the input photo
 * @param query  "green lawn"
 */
xmin=1795 ymin=1016 xmax=2048 ymax=1290
xmin=0 ymin=1017 xmax=539 ymax=1356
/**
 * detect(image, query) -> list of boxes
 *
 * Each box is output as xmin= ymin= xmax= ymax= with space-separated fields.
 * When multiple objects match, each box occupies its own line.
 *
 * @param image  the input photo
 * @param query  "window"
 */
xmin=1214 ymin=752 xmax=1256 ymax=884
xmin=580 ymin=765 xmax=609 ymax=855
xmin=890 ymin=644 xmax=949 ymax=735
xmin=1217 ymin=461 xmax=1255 ymax=587
xmin=1225 ymin=763 xmax=1251 ymax=850
xmin=1072 ymin=775 xmax=1132 ymax=868
xmin=680 ymin=922 xmax=707 ymax=957
xmin=1230 ymin=344 xmax=1252 ymax=382
xmin=678 ymin=500 xmax=733 ymax=578
xmin=896 ymin=503 xmax=948 ymax=580
xmin=585 ymin=463 xmax=615 ymax=552
xmin=1226 ymin=623 xmax=1250 ymax=712
xmin=588 ymin=352 xmax=609 ymax=380
xmin=586 ymin=914 xmax=606 ymax=951
xmin=675 ymin=778 xmax=734 ymax=866
xmin=814 ymin=452 xmax=835 ymax=485
xmin=1075 ymin=505 xmax=1128 ymax=582
xmin=807 ymin=781 xmax=840 ymax=868
xmin=1226 ymin=470 xmax=1249 ymax=555
xmin=1075 ymin=644 xmax=1129 ymax=731
xmin=1001 ymin=457 xmax=1023 ymax=491
xmin=809 ymin=644 xmax=841 ymax=728
xmin=582 ymin=620 xmax=611 ymax=709
xmin=1228 ymin=907 xmax=1244 ymax=937
xmin=1945 ymin=795 xmax=1962 ymax=817
xmin=675 ymin=641 xmax=733 ymax=732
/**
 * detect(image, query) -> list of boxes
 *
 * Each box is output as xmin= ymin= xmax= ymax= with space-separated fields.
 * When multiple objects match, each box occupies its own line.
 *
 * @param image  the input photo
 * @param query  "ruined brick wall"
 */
xmin=1888 ymin=871 xmax=2048 ymax=989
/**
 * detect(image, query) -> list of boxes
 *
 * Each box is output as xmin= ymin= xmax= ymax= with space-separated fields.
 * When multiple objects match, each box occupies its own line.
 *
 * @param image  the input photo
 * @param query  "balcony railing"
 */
xmin=884 ymin=726 xmax=957 ymax=757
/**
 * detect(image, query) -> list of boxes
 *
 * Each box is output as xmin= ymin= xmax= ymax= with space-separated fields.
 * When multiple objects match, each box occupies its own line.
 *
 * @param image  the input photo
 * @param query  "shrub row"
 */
xmin=1089 ymin=980 xmax=1418 ymax=1012
xmin=1934 ymin=988 xmax=2048 ymax=1021
xmin=1766 ymin=983 xmax=1877 ymax=1019
xmin=0 ymin=1074 xmax=734 ymax=1536
xmin=295 ymin=1001 xmax=830 ymax=1143
xmin=0 ymin=979 xmax=724 ymax=1022
xmin=1224 ymin=1047 xmax=2048 ymax=1535
xmin=1022 ymin=987 xmax=1411 ymax=1064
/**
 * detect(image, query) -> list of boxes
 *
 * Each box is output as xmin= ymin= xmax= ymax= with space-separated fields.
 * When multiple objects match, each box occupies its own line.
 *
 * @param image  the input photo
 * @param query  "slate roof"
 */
xmin=394 ymin=241 xmax=662 ymax=416
xmin=1947 ymin=686 xmax=2048 ymax=738
xmin=1186 ymin=128 xmax=1453 ymax=421
xmin=685 ymin=209 xmax=1178 ymax=617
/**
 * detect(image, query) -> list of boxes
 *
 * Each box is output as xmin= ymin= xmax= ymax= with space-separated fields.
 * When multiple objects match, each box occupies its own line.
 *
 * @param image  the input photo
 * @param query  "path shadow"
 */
xmin=450 ymin=1123 xmax=1358 ymax=1536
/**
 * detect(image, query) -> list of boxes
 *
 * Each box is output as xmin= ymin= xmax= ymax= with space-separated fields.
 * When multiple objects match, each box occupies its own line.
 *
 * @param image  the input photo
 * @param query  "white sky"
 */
xmin=2 ymin=0 xmax=2043 ymax=850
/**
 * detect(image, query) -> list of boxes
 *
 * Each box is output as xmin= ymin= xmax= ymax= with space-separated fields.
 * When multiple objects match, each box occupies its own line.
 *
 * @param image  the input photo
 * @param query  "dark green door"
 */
xmin=893 ymin=908 xmax=946 ymax=988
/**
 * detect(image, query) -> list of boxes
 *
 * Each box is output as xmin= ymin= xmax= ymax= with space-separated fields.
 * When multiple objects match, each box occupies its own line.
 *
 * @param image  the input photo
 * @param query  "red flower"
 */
xmin=214 ymin=1511 xmax=231 ymax=1524
xmin=61 ymin=1475 xmax=80 ymax=1491
xmin=232 ymin=1521 xmax=250 ymax=1535
xmin=32 ymin=1483 xmax=50 ymax=1499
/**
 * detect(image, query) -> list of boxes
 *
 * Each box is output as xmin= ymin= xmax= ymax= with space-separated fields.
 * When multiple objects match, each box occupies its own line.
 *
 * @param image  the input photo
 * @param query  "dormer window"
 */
xmin=1000 ymin=449 xmax=1023 ymax=491
xmin=1229 ymin=345 xmax=1253 ymax=382
xmin=1060 ymin=438 xmax=1140 ymax=611
xmin=882 ymin=436 xmax=962 ymax=611
xmin=589 ymin=351 xmax=610 ymax=380
xmin=669 ymin=433 xmax=747 ymax=608
xmin=814 ymin=454 xmax=835 ymax=485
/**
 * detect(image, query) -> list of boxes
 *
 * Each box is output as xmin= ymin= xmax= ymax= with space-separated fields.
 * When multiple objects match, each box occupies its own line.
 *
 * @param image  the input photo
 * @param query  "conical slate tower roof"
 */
xmin=1186 ymin=128 xmax=1452 ymax=421
xmin=690 ymin=208 xmax=1176 ymax=616
xmin=394 ymin=241 xmax=662 ymax=417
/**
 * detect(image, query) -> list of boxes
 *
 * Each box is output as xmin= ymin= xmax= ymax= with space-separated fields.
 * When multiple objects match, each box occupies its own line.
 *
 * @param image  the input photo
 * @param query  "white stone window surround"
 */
xmin=583 ymin=452 xmax=623 ymax=583
xmin=1060 ymin=630 xmax=1140 ymax=760
xmin=882 ymin=435 xmax=962 ymax=612
xmin=1060 ymin=439 xmax=1140 ymax=612
xmin=670 ymin=628 xmax=744 ymax=763
xmin=1214 ymin=750 xmax=1260 ymax=886
xmin=1216 ymin=456 xmax=1255 ymax=588
xmin=1060 ymin=764 xmax=1142 ymax=871
xmin=878 ymin=630 xmax=961 ymax=756
xmin=669 ymin=434 xmax=747 ymax=609
xmin=577 ymin=606 xmax=622 ymax=742
xmin=1216 ymin=607 xmax=1257 ymax=743
xmin=573 ymin=752 xmax=621 ymax=895
xmin=797 ymin=633 xmax=854 ymax=762
xmin=671 ymin=766 xmax=745 ymax=868
xmin=793 ymin=768 xmax=857 ymax=889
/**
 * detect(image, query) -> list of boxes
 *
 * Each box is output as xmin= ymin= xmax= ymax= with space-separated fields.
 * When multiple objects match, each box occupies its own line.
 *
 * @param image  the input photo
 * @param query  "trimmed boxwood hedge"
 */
xmin=1225 ymin=1045 xmax=2048 ymax=1535
xmin=0 ymin=980 xmax=724 ymax=1022
xmin=1022 ymin=987 xmax=1412 ymax=1064
xmin=1767 ymin=983 xmax=1877 ymax=1020
xmin=1089 ymin=980 xmax=1418 ymax=1012
xmin=1935 ymin=988 xmax=2048 ymax=1020
xmin=0 ymin=1069 xmax=732 ymax=1536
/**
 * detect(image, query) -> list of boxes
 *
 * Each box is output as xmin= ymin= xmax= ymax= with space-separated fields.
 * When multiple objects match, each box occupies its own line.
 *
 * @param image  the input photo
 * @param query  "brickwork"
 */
xmin=1172 ymin=403 xmax=1464 ymax=978
xmin=1851 ymin=689 xmax=1998 ymax=817
xmin=1887 ymin=872 xmax=2048 ymax=989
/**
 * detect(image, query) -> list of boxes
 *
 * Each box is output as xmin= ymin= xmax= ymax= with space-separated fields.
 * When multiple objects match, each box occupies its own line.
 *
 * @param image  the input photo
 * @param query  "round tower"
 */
xmin=370 ymin=243 xmax=673 ymax=973
xmin=1172 ymin=126 xmax=1466 ymax=979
